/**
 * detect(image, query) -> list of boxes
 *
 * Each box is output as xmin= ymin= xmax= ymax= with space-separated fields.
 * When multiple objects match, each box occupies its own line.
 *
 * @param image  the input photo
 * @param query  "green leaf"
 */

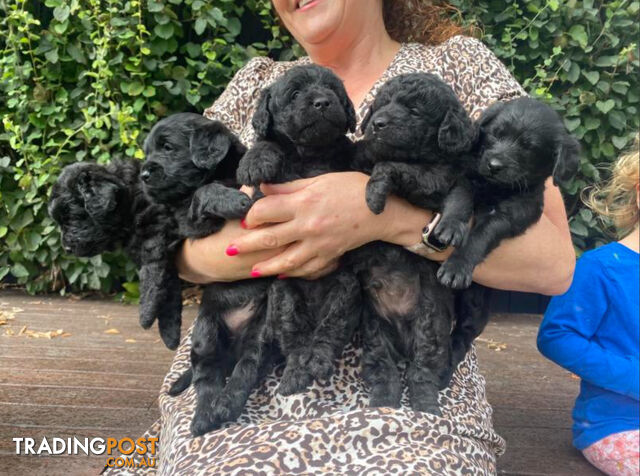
xmin=595 ymin=99 xmax=615 ymax=114
xmin=568 ymin=25 xmax=588 ymax=48
xmin=564 ymin=117 xmax=581 ymax=131
xmin=582 ymin=71 xmax=599 ymax=85
xmin=154 ymin=23 xmax=174 ymax=40
xmin=0 ymin=226 xmax=7 ymax=238
xmin=53 ymin=4 xmax=70 ymax=22
xmin=194 ymin=18 xmax=207 ymax=35
xmin=11 ymin=263 xmax=30 ymax=278
xmin=127 ymin=81 xmax=145 ymax=96
xmin=611 ymin=135 xmax=628 ymax=149
xmin=608 ymin=111 xmax=626 ymax=130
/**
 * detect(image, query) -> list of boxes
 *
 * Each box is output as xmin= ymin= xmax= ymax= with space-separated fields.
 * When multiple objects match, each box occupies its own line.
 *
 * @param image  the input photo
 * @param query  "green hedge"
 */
xmin=1 ymin=0 xmax=638 ymax=294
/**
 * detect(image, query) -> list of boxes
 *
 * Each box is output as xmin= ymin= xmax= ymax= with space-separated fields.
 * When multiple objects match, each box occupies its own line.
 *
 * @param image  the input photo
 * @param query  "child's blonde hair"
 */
xmin=583 ymin=134 xmax=639 ymax=237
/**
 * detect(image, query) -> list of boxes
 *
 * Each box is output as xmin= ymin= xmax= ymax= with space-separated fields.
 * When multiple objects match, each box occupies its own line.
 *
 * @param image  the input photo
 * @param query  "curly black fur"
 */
xmin=48 ymin=159 xmax=183 ymax=349
xmin=436 ymin=97 xmax=581 ymax=289
xmin=237 ymin=64 xmax=362 ymax=397
xmin=348 ymin=73 xmax=483 ymax=413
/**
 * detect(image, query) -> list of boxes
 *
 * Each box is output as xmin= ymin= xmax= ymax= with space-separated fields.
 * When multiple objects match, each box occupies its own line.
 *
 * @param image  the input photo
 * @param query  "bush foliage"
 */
xmin=1 ymin=0 xmax=638 ymax=293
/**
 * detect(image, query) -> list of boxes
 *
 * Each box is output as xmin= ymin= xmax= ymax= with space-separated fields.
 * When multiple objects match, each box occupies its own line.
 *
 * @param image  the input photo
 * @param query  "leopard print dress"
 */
xmin=104 ymin=35 xmax=525 ymax=476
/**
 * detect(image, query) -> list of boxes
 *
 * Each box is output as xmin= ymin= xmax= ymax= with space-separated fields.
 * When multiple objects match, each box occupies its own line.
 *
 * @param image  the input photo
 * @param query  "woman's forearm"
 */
xmin=384 ymin=178 xmax=575 ymax=296
xmin=176 ymin=220 xmax=285 ymax=283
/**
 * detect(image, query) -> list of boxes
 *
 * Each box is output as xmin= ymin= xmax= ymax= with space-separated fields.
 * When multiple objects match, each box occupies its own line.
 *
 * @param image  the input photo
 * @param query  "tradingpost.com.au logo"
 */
xmin=13 ymin=437 xmax=158 ymax=469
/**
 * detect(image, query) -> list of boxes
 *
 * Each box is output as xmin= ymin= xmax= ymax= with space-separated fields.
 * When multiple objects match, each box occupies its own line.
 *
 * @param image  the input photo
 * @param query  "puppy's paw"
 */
xmin=365 ymin=181 xmax=389 ymax=215
xmin=434 ymin=218 xmax=468 ymax=248
xmin=277 ymin=365 xmax=313 ymax=396
xmin=300 ymin=349 xmax=334 ymax=382
xmin=369 ymin=387 xmax=402 ymax=409
xmin=168 ymin=369 xmax=193 ymax=397
xmin=190 ymin=406 xmax=219 ymax=437
xmin=237 ymin=157 xmax=280 ymax=186
xmin=437 ymin=258 xmax=474 ymax=289
xmin=158 ymin=321 xmax=181 ymax=351
xmin=410 ymin=395 xmax=441 ymax=416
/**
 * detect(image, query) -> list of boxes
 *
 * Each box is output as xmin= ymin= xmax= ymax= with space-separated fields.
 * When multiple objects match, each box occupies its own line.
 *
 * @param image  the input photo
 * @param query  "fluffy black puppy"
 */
xmin=349 ymin=73 xmax=479 ymax=413
xmin=139 ymin=113 xmax=251 ymax=350
xmin=48 ymin=159 xmax=183 ymax=349
xmin=237 ymin=64 xmax=362 ymax=396
xmin=436 ymin=97 xmax=581 ymax=289
xmin=143 ymin=113 xmax=279 ymax=436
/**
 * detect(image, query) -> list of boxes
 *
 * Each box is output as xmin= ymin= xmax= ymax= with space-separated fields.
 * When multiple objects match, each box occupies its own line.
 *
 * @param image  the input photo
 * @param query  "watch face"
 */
xmin=425 ymin=232 xmax=447 ymax=252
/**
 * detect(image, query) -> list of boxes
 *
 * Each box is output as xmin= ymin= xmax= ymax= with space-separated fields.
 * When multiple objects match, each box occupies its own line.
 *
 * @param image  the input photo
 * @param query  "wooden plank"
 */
xmin=0 ymin=356 xmax=172 ymax=375
xmin=0 ymin=385 xmax=161 ymax=409
xmin=0 ymin=368 xmax=163 ymax=391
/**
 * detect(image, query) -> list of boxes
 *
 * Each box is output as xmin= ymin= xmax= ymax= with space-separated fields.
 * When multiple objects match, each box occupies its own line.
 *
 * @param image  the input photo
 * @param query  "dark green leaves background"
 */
xmin=0 ymin=0 xmax=638 ymax=293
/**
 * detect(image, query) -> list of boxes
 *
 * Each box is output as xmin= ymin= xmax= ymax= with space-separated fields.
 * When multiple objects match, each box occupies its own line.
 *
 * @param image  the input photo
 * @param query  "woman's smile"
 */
xmin=297 ymin=0 xmax=323 ymax=12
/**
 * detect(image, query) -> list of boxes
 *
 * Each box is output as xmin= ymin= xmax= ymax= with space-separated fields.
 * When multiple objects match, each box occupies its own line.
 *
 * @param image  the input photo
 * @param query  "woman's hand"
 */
xmin=227 ymin=172 xmax=434 ymax=278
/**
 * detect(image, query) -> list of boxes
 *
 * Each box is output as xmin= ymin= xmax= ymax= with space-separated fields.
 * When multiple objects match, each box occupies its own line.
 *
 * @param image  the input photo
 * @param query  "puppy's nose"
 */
xmin=487 ymin=158 xmax=505 ymax=173
xmin=312 ymin=96 xmax=330 ymax=110
xmin=372 ymin=117 xmax=388 ymax=131
xmin=140 ymin=169 xmax=151 ymax=182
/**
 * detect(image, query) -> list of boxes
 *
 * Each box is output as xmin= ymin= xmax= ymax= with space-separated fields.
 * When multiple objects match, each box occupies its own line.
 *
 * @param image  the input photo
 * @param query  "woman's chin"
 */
xmin=287 ymin=1 xmax=344 ymax=45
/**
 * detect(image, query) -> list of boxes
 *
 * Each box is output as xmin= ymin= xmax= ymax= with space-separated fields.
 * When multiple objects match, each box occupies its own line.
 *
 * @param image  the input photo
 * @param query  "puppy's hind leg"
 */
xmin=156 ymin=269 xmax=183 ymax=350
xmin=361 ymin=313 xmax=402 ymax=409
xmin=188 ymin=182 xmax=253 ymax=223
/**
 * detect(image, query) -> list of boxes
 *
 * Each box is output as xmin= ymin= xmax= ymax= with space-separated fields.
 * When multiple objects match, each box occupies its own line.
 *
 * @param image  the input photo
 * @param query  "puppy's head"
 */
xmin=477 ymin=97 xmax=581 ymax=187
xmin=142 ymin=113 xmax=246 ymax=204
xmin=361 ymin=73 xmax=477 ymax=162
xmin=252 ymin=65 xmax=356 ymax=146
xmin=48 ymin=162 xmax=134 ymax=256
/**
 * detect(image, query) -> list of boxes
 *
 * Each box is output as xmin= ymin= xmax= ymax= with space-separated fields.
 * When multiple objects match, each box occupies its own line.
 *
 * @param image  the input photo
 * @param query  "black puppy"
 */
xmin=139 ymin=113 xmax=251 ymax=350
xmin=143 ymin=113 xmax=280 ymax=436
xmin=237 ymin=64 xmax=362 ymax=396
xmin=48 ymin=160 xmax=183 ymax=349
xmin=436 ymin=97 xmax=581 ymax=289
xmin=349 ymin=73 xmax=479 ymax=413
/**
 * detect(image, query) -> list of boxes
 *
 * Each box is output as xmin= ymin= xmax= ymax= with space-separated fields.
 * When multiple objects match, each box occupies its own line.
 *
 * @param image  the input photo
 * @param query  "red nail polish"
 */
xmin=277 ymin=274 xmax=287 ymax=280
xmin=250 ymin=269 xmax=261 ymax=278
xmin=226 ymin=245 xmax=239 ymax=256
xmin=240 ymin=219 xmax=248 ymax=229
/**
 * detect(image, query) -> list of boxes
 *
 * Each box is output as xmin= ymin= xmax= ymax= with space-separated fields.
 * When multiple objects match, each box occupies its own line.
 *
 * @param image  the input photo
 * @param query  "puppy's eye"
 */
xmin=291 ymin=90 xmax=300 ymax=100
xmin=163 ymin=142 xmax=173 ymax=152
xmin=409 ymin=107 xmax=421 ymax=117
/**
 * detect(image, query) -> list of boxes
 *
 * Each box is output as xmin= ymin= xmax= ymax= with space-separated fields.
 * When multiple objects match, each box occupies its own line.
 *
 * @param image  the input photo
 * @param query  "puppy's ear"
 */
xmin=552 ymin=135 xmax=581 ymax=185
xmin=77 ymin=175 xmax=121 ymax=219
xmin=252 ymin=87 xmax=273 ymax=139
xmin=190 ymin=123 xmax=232 ymax=170
xmin=479 ymin=100 xmax=507 ymax=128
xmin=438 ymin=106 xmax=478 ymax=154
xmin=360 ymin=105 xmax=374 ymax=135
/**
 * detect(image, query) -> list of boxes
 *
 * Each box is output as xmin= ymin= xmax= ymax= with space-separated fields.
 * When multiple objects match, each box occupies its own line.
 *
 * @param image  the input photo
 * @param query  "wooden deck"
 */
xmin=0 ymin=290 xmax=601 ymax=475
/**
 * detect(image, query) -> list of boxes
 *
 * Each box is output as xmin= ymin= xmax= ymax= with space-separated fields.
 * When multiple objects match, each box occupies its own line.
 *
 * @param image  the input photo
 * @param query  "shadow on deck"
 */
xmin=0 ymin=291 xmax=602 ymax=475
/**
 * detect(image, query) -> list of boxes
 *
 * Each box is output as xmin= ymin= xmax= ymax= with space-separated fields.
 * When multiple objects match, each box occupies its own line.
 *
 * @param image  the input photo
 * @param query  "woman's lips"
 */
xmin=297 ymin=0 xmax=321 ymax=12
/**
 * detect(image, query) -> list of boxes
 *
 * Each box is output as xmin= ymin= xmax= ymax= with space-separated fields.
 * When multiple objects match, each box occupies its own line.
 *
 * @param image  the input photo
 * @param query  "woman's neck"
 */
xmin=618 ymin=224 xmax=639 ymax=253
xmin=304 ymin=27 xmax=400 ymax=109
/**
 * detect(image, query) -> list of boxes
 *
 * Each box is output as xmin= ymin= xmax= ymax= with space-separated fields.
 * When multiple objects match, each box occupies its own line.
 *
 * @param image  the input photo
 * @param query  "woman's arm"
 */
xmin=224 ymin=172 xmax=575 ymax=295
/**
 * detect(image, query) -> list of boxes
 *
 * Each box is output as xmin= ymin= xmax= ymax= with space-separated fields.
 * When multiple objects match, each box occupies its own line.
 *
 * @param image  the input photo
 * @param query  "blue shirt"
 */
xmin=537 ymin=242 xmax=639 ymax=450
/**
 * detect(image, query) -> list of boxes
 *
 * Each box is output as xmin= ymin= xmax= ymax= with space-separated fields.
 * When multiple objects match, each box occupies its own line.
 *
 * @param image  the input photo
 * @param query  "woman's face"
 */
xmin=272 ymin=0 xmax=381 ymax=47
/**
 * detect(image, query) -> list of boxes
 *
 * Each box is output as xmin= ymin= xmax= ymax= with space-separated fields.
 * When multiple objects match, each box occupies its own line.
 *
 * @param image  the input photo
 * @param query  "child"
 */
xmin=537 ymin=136 xmax=639 ymax=476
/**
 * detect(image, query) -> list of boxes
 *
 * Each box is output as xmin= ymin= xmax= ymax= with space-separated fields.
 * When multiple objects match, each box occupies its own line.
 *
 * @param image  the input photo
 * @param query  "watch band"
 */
xmin=405 ymin=212 xmax=447 ymax=257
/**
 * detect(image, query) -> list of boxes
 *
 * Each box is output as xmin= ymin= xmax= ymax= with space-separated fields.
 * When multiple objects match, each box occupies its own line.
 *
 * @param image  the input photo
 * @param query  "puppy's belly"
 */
xmin=367 ymin=268 xmax=420 ymax=320
xmin=224 ymin=301 xmax=257 ymax=333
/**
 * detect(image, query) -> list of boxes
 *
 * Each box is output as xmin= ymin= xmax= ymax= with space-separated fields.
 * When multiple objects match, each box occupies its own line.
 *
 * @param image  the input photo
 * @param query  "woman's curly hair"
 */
xmin=383 ymin=0 xmax=474 ymax=45
xmin=583 ymin=134 xmax=639 ymax=237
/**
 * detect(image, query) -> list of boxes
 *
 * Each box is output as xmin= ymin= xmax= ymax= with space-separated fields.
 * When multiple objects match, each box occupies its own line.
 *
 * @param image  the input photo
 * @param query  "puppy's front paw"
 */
xmin=437 ymin=258 xmax=474 ymax=289
xmin=191 ymin=406 xmax=219 ymax=437
xmin=168 ymin=369 xmax=192 ymax=397
xmin=237 ymin=157 xmax=280 ymax=186
xmin=277 ymin=365 xmax=313 ymax=396
xmin=365 ymin=180 xmax=389 ymax=215
xmin=410 ymin=394 xmax=441 ymax=416
xmin=369 ymin=385 xmax=402 ymax=409
xmin=299 ymin=349 xmax=334 ymax=382
xmin=434 ymin=218 xmax=468 ymax=248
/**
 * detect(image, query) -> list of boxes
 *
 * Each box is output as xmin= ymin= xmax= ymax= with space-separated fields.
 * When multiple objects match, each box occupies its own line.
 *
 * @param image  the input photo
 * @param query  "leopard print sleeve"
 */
xmin=438 ymin=35 xmax=526 ymax=120
xmin=203 ymin=56 xmax=275 ymax=135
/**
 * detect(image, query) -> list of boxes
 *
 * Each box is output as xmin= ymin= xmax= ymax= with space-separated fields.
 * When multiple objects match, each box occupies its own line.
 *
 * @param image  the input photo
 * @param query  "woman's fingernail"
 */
xmin=240 ymin=219 xmax=248 ymax=229
xmin=226 ymin=245 xmax=239 ymax=256
xmin=250 ymin=269 xmax=262 ymax=278
xmin=277 ymin=274 xmax=287 ymax=280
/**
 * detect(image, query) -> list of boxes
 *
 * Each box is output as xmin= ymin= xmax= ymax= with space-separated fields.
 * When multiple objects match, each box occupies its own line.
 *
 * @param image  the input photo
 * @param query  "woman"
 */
xmin=538 ymin=137 xmax=639 ymax=476
xmin=109 ymin=1 xmax=575 ymax=474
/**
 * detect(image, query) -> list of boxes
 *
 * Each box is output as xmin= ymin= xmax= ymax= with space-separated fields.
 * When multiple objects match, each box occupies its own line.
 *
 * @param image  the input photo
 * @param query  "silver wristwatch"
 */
xmin=405 ymin=212 xmax=447 ymax=256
